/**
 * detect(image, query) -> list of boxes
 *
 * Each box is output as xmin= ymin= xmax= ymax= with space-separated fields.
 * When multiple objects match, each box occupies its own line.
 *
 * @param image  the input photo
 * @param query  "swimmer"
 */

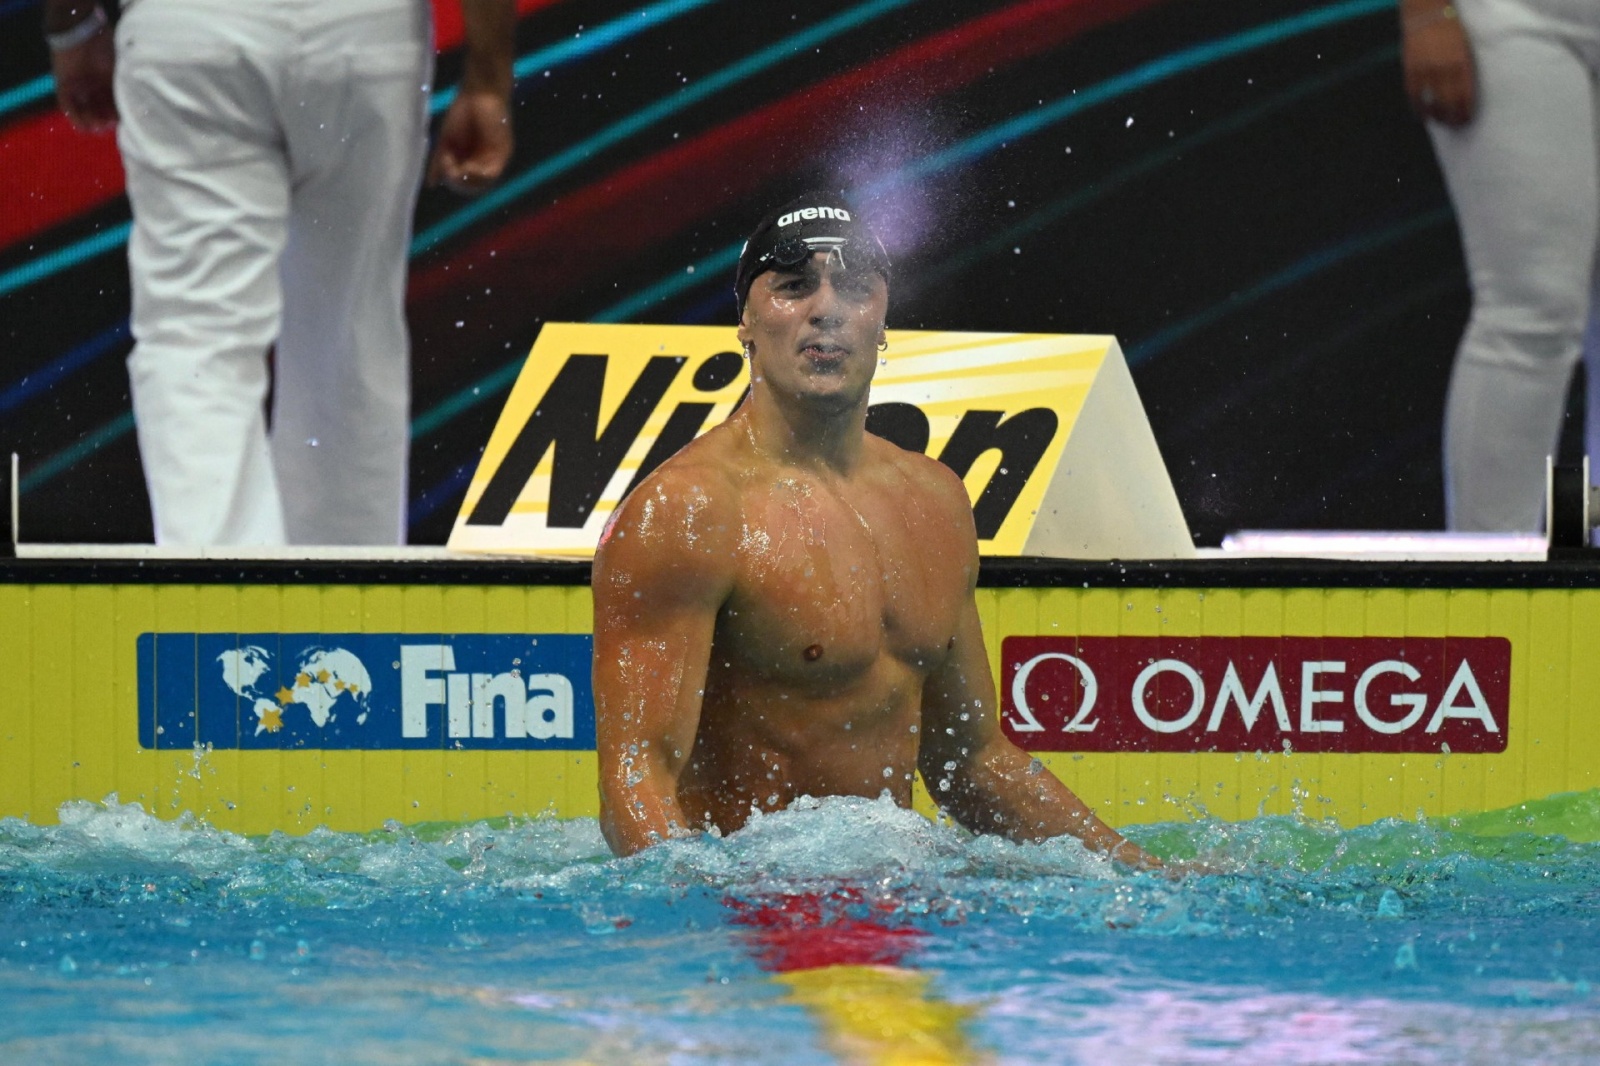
xmin=593 ymin=192 xmax=1165 ymax=871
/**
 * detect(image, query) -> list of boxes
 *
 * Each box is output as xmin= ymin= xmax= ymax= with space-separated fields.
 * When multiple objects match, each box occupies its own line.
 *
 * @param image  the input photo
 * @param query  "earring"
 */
xmin=742 ymin=342 xmax=751 ymax=359
xmin=877 ymin=338 xmax=888 ymax=352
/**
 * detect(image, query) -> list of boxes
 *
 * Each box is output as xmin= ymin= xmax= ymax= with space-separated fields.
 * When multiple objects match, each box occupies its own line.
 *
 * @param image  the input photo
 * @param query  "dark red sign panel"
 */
xmin=1000 ymin=637 xmax=1510 ymax=754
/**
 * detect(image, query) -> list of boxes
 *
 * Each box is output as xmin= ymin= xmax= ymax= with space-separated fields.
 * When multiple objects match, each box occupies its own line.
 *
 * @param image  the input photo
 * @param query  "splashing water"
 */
xmin=2 ymin=793 xmax=1598 ymax=1063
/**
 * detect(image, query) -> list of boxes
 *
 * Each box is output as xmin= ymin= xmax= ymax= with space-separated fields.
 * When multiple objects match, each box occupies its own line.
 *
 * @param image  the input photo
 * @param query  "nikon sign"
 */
xmin=448 ymin=324 xmax=1192 ymax=559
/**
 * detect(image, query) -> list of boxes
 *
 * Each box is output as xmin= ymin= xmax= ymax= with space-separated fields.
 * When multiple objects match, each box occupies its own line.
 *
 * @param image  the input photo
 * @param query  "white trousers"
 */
xmin=1433 ymin=0 xmax=1600 ymax=531
xmin=114 ymin=0 xmax=432 ymax=546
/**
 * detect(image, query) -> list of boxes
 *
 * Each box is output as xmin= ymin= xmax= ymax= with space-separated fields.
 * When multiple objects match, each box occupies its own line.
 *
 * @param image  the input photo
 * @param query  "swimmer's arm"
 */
xmin=919 ymin=597 xmax=1164 ymax=871
xmin=592 ymin=475 xmax=735 ymax=856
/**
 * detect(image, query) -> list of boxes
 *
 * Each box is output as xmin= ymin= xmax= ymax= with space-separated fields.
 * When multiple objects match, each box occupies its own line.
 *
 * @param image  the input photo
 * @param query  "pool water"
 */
xmin=2 ymin=792 xmax=1598 ymax=1064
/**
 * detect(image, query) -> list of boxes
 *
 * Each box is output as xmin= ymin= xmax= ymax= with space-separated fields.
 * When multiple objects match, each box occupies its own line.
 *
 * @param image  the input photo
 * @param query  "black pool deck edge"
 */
xmin=4 ymin=555 xmax=1600 ymax=589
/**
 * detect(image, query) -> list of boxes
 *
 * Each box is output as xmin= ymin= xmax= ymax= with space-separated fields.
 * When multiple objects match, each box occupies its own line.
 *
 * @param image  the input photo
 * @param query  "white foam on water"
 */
xmin=0 ymin=796 xmax=252 ymax=880
xmin=507 ymin=792 xmax=1114 ymax=897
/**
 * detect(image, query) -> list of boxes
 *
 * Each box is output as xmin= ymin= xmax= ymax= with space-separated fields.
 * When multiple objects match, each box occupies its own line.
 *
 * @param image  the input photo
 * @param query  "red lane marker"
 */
xmin=405 ymin=0 xmax=1162 ymax=323
xmin=726 ymin=889 xmax=925 ymax=974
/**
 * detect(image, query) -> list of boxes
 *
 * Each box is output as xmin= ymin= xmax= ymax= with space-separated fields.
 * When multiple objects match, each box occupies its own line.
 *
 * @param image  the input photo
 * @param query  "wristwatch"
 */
xmin=45 ymin=5 xmax=108 ymax=52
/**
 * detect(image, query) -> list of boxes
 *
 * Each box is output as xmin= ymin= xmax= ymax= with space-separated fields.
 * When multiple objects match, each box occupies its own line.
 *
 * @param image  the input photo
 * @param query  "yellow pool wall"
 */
xmin=1 ymin=580 xmax=1595 ymax=836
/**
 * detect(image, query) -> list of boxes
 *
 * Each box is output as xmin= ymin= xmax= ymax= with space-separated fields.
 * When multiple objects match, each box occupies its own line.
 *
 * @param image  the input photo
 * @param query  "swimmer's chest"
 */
xmin=718 ymin=476 xmax=967 ymax=680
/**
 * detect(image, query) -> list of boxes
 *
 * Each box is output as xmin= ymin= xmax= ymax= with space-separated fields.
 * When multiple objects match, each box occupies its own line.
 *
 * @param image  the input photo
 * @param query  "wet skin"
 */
xmin=593 ymin=253 xmax=1161 ymax=868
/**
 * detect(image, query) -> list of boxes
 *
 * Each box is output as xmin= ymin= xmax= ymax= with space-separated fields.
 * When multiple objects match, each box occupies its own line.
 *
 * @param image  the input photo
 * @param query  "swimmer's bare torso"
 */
xmin=592 ymin=246 xmax=1160 ymax=869
xmin=600 ymin=415 xmax=977 ymax=837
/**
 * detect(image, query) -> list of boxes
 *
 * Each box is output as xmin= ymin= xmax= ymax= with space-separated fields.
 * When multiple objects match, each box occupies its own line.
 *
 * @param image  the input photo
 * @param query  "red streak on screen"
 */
xmin=0 ymin=0 xmax=559 ymax=252
xmin=0 ymin=111 xmax=124 ymax=250
xmin=431 ymin=0 xmax=561 ymax=52
xmin=406 ymin=0 xmax=1162 ymax=316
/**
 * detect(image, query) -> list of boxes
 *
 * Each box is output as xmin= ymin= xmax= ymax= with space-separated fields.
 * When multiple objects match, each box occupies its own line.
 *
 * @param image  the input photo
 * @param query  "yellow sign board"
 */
xmin=447 ymin=324 xmax=1192 ymax=558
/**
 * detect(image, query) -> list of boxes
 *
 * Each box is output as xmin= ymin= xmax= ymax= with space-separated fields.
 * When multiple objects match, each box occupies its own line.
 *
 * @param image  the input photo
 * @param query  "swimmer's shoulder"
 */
xmin=868 ymin=435 xmax=975 ymax=524
xmin=593 ymin=444 xmax=741 ymax=614
xmin=598 ymin=424 xmax=745 ymax=562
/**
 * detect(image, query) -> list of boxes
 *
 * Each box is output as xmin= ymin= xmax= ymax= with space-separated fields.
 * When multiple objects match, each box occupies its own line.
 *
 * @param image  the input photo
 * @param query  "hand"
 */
xmin=1402 ymin=6 xmax=1477 ymax=127
xmin=51 ymin=28 xmax=117 ymax=133
xmin=426 ymin=88 xmax=513 ymax=195
xmin=1107 ymin=838 xmax=1166 ymax=872
xmin=1158 ymin=857 xmax=1226 ymax=878
xmin=1107 ymin=839 xmax=1225 ymax=877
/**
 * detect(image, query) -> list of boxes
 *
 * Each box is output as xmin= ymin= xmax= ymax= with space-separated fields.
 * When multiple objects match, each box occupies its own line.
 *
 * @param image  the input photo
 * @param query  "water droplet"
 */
xmin=249 ymin=939 xmax=267 ymax=961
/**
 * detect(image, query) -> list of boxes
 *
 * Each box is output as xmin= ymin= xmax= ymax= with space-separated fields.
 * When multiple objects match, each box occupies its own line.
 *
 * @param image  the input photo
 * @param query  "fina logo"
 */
xmin=401 ymin=644 xmax=574 ymax=740
xmin=137 ymin=632 xmax=595 ymax=751
xmin=777 ymin=206 xmax=851 ymax=227
xmin=221 ymin=642 xmax=574 ymax=740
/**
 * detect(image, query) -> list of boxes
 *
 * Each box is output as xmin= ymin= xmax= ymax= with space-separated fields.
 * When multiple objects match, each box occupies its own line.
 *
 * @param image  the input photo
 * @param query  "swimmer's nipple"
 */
xmin=804 ymin=644 xmax=824 ymax=662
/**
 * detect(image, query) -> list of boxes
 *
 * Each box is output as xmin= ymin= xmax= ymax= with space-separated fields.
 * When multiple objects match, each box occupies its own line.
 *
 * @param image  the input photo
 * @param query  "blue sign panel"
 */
xmin=136 ymin=633 xmax=594 ymax=751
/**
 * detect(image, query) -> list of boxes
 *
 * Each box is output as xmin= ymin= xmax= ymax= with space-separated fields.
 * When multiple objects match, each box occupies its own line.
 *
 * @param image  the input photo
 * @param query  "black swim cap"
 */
xmin=734 ymin=192 xmax=890 ymax=317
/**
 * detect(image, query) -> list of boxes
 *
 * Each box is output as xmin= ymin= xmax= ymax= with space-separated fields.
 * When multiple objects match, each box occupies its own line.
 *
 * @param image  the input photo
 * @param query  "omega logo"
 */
xmin=1000 ymin=636 xmax=1510 ymax=755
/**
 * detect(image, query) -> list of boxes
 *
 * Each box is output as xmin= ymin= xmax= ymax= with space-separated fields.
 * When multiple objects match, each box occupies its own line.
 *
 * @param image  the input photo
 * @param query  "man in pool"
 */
xmin=591 ymin=192 xmax=1164 ymax=870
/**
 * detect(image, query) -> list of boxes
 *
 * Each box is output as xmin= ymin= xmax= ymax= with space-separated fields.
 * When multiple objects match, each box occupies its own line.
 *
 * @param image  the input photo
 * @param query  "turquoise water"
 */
xmin=2 ymin=793 xmax=1598 ymax=1064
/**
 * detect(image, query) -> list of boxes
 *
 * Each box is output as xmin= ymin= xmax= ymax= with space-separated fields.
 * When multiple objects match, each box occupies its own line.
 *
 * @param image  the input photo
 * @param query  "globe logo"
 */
xmin=216 ymin=645 xmax=374 ymax=736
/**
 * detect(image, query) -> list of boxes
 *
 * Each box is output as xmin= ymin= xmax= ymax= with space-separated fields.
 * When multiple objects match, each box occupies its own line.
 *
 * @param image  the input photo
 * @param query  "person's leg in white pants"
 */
xmin=114 ymin=0 xmax=430 ymax=547
xmin=270 ymin=3 xmax=431 ymax=546
xmin=1584 ymin=206 xmax=1600 ymax=513
xmin=115 ymin=4 xmax=294 ymax=545
xmin=1432 ymin=24 xmax=1600 ymax=532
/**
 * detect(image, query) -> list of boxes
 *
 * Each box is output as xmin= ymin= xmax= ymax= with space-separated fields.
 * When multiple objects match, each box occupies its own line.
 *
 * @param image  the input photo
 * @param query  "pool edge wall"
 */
xmin=2 ymin=557 xmax=1596 ymax=836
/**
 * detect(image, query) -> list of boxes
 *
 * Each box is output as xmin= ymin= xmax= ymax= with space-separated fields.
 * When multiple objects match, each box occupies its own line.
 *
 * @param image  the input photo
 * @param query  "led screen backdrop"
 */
xmin=1 ymin=0 xmax=1527 ymax=545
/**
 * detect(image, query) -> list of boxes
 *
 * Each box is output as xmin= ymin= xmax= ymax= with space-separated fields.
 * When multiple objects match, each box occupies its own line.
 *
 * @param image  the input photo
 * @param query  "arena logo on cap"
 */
xmin=777 ymin=206 xmax=851 ymax=227
xmin=1000 ymin=636 xmax=1510 ymax=754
